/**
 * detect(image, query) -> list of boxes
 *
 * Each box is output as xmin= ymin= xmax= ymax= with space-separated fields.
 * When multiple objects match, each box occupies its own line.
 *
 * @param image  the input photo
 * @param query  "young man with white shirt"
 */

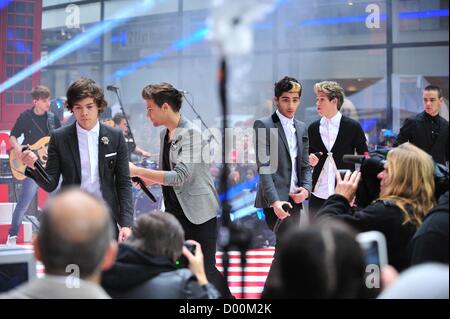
xmin=254 ymin=76 xmax=312 ymax=239
xmin=308 ymin=81 xmax=367 ymax=215
xmin=21 ymin=78 xmax=133 ymax=242
xmin=254 ymin=76 xmax=312 ymax=296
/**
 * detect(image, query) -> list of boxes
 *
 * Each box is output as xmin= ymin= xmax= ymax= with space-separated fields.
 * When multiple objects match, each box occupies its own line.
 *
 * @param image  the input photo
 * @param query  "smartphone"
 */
xmin=356 ymin=231 xmax=388 ymax=268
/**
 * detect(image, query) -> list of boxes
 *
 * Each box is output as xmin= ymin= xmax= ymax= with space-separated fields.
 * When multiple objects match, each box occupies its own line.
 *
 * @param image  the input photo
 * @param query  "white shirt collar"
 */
xmin=76 ymin=121 xmax=100 ymax=135
xmin=320 ymin=111 xmax=342 ymax=126
xmin=276 ymin=109 xmax=294 ymax=126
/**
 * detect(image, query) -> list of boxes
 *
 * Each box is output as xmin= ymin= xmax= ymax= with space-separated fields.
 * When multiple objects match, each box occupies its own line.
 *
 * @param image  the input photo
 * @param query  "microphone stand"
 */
xmin=109 ymin=86 xmax=137 ymax=151
xmin=217 ymin=57 xmax=252 ymax=299
xmin=182 ymin=92 xmax=219 ymax=144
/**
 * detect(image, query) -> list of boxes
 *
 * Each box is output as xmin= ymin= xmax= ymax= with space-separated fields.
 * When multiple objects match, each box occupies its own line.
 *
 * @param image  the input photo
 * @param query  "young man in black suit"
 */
xmin=397 ymin=85 xmax=449 ymax=165
xmin=21 ymin=78 xmax=133 ymax=242
xmin=308 ymin=81 xmax=367 ymax=215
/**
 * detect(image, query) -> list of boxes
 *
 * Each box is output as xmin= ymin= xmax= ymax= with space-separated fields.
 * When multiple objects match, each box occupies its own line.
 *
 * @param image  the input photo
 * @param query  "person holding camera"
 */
xmin=317 ymin=143 xmax=436 ymax=271
xmin=101 ymin=211 xmax=220 ymax=299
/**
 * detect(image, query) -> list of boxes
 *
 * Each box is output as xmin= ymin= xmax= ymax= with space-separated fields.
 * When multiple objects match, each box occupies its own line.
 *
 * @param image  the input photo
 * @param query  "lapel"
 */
xmin=169 ymin=117 xmax=187 ymax=168
xmin=98 ymin=124 xmax=107 ymax=182
xmin=314 ymin=120 xmax=328 ymax=152
xmin=330 ymin=116 xmax=345 ymax=153
xmin=159 ymin=128 xmax=166 ymax=170
xmin=294 ymin=119 xmax=303 ymax=156
xmin=67 ymin=122 xmax=81 ymax=182
xmin=271 ymin=112 xmax=290 ymax=155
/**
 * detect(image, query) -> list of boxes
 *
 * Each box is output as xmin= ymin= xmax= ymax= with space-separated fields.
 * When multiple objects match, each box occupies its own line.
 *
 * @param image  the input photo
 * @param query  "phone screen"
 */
xmin=360 ymin=240 xmax=380 ymax=267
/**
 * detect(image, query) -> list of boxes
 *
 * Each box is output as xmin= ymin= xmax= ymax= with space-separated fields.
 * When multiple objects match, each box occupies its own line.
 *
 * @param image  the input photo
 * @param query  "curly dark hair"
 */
xmin=65 ymin=78 xmax=107 ymax=114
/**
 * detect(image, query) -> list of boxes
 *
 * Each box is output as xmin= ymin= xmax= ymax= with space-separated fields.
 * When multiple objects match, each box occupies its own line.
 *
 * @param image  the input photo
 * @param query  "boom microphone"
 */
xmin=107 ymin=85 xmax=119 ymax=91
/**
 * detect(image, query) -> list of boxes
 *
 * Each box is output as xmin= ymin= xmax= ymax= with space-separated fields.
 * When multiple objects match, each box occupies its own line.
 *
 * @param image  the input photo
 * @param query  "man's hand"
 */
xmin=118 ymin=226 xmax=132 ymax=243
xmin=271 ymin=200 xmax=292 ymax=220
xmin=182 ymin=240 xmax=208 ymax=286
xmin=309 ymin=153 xmax=320 ymax=167
xmin=335 ymin=170 xmax=361 ymax=203
xmin=289 ymin=187 xmax=309 ymax=204
xmin=20 ymin=150 xmax=38 ymax=170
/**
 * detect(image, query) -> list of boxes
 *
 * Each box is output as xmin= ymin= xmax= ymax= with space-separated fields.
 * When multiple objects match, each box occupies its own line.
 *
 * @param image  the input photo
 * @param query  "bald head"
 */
xmin=37 ymin=188 xmax=114 ymax=278
xmin=46 ymin=189 xmax=110 ymax=243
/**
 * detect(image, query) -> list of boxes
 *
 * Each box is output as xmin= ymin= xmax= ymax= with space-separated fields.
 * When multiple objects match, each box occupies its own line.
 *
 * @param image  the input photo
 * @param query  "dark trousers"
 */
xmin=308 ymin=194 xmax=326 ymax=218
xmin=262 ymin=199 xmax=302 ymax=296
xmin=170 ymin=212 xmax=233 ymax=299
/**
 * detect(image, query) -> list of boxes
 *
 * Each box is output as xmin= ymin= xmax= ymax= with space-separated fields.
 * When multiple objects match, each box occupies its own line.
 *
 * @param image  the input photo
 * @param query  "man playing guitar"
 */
xmin=6 ymin=85 xmax=61 ymax=245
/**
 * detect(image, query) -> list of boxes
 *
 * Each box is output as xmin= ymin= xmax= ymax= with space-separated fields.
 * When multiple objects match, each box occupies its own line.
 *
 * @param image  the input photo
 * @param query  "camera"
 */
xmin=176 ymin=241 xmax=196 ymax=268
xmin=343 ymin=147 xmax=449 ymax=208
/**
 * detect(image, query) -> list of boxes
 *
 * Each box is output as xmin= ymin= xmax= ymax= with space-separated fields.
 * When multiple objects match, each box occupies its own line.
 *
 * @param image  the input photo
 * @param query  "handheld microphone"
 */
xmin=131 ymin=176 xmax=157 ymax=202
xmin=107 ymin=85 xmax=119 ymax=92
xmin=342 ymin=154 xmax=367 ymax=165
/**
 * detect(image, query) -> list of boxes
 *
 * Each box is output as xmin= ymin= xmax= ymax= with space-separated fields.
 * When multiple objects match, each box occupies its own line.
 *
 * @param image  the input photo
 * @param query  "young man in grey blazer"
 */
xmin=254 ymin=76 xmax=312 ymax=240
xmin=129 ymin=82 xmax=231 ymax=298
xmin=254 ymin=76 xmax=312 ymax=295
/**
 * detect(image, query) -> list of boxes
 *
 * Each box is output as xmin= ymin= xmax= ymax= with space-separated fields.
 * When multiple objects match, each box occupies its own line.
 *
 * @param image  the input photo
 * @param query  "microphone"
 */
xmin=178 ymin=90 xmax=189 ymax=95
xmin=131 ymin=176 xmax=157 ymax=202
xmin=342 ymin=154 xmax=367 ymax=164
xmin=107 ymin=85 xmax=119 ymax=92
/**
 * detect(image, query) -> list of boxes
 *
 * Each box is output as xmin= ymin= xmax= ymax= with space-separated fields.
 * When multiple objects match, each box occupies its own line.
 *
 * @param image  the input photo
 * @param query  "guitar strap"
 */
xmin=27 ymin=111 xmax=57 ymax=136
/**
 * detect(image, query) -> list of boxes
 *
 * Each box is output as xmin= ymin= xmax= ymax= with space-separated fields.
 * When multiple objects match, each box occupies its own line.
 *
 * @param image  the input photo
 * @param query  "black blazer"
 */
xmin=308 ymin=115 xmax=368 ymax=190
xmin=397 ymin=111 xmax=449 ymax=165
xmin=26 ymin=122 xmax=133 ymax=227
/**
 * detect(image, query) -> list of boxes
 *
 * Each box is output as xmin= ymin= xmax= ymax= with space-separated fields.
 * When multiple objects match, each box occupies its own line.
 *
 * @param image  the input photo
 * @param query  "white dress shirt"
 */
xmin=76 ymin=121 xmax=102 ymax=199
xmin=313 ymin=111 xmax=342 ymax=200
xmin=276 ymin=110 xmax=298 ymax=193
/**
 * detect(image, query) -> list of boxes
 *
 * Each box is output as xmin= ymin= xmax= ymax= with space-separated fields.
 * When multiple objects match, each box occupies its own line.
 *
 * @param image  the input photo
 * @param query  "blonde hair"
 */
xmin=380 ymin=143 xmax=435 ymax=227
xmin=314 ymin=81 xmax=345 ymax=110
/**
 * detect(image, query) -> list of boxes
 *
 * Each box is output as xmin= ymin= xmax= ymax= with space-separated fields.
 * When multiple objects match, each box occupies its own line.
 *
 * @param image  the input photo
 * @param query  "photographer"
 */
xmin=317 ymin=143 xmax=436 ymax=271
xmin=101 ymin=211 xmax=220 ymax=299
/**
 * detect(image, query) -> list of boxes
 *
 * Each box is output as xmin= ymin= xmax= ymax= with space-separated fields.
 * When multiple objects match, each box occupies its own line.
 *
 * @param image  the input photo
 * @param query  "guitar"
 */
xmin=9 ymin=136 xmax=50 ymax=181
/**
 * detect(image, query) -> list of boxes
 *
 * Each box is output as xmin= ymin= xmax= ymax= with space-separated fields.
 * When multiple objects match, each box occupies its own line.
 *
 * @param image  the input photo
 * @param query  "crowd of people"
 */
xmin=0 ymin=78 xmax=448 ymax=299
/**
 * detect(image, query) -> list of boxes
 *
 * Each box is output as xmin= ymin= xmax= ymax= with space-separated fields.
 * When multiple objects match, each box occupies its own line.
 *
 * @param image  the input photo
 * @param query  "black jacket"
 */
xmin=397 ymin=111 xmax=449 ymax=165
xmin=25 ymin=122 xmax=133 ymax=227
xmin=409 ymin=192 xmax=449 ymax=266
xmin=308 ymin=115 xmax=368 ymax=190
xmin=318 ymin=195 xmax=417 ymax=271
xmin=101 ymin=244 xmax=220 ymax=299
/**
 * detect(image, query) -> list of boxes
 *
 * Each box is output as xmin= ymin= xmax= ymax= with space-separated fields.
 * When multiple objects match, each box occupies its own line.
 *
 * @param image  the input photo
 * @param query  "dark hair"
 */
xmin=142 ymin=82 xmax=183 ymax=112
xmin=31 ymin=85 xmax=51 ymax=100
xmin=424 ymin=85 xmax=443 ymax=99
xmin=38 ymin=190 xmax=114 ymax=279
xmin=274 ymin=76 xmax=302 ymax=98
xmin=270 ymin=221 xmax=367 ymax=299
xmin=112 ymin=112 xmax=128 ymax=126
xmin=65 ymin=78 xmax=107 ymax=114
xmin=127 ymin=211 xmax=184 ymax=262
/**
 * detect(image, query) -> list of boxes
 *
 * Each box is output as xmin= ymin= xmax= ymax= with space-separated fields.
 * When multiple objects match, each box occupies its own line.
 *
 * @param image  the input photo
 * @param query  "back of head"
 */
xmin=38 ymin=188 xmax=114 ymax=279
xmin=274 ymin=76 xmax=302 ymax=98
xmin=314 ymin=81 xmax=345 ymax=110
xmin=112 ymin=112 xmax=127 ymax=126
xmin=65 ymin=78 xmax=107 ymax=114
xmin=278 ymin=221 xmax=366 ymax=299
xmin=382 ymin=142 xmax=435 ymax=226
xmin=378 ymin=263 xmax=449 ymax=299
xmin=126 ymin=211 xmax=184 ymax=262
xmin=141 ymin=82 xmax=183 ymax=112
